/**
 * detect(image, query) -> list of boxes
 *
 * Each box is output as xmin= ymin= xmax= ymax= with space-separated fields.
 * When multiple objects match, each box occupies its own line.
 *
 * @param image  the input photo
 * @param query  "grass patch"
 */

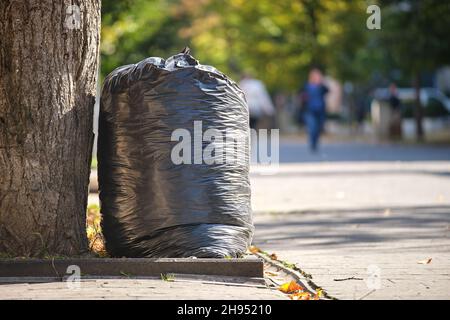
xmin=86 ymin=204 xmax=108 ymax=257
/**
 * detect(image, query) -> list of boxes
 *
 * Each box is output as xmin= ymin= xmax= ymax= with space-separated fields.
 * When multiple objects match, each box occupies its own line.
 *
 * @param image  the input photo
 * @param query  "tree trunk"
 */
xmin=0 ymin=1 xmax=100 ymax=257
xmin=413 ymin=73 xmax=424 ymax=141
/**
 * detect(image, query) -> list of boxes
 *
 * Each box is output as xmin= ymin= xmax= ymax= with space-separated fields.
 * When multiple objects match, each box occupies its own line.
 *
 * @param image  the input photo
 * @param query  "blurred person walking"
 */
xmin=239 ymin=73 xmax=275 ymax=129
xmin=300 ymin=68 xmax=329 ymax=152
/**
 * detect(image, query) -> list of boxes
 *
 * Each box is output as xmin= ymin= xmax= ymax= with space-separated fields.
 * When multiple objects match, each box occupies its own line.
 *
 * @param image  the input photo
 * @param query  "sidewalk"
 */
xmin=251 ymin=159 xmax=450 ymax=299
xmin=5 ymin=143 xmax=449 ymax=300
xmin=0 ymin=277 xmax=286 ymax=300
xmin=250 ymin=161 xmax=450 ymax=212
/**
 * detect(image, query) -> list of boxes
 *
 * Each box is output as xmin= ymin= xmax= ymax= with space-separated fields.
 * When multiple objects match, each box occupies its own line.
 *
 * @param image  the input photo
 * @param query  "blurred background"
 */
xmin=98 ymin=0 xmax=450 ymax=145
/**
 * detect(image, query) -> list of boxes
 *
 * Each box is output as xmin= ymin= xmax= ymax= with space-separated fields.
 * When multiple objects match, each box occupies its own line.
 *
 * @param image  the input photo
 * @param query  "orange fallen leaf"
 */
xmin=249 ymin=245 xmax=260 ymax=254
xmin=269 ymin=253 xmax=278 ymax=260
xmin=279 ymin=280 xmax=303 ymax=294
xmin=417 ymin=258 xmax=432 ymax=265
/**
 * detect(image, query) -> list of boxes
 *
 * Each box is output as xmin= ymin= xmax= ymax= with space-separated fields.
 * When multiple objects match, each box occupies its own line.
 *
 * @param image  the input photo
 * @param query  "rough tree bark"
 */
xmin=0 ymin=1 xmax=100 ymax=256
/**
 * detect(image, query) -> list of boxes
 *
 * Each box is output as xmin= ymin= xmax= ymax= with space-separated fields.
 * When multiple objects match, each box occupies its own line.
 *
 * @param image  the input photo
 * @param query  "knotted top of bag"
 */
xmin=103 ymin=47 xmax=232 ymax=93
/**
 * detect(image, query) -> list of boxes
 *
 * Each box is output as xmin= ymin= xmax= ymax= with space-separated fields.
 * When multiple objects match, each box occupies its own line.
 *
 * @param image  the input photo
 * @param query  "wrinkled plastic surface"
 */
xmin=98 ymin=50 xmax=253 ymax=258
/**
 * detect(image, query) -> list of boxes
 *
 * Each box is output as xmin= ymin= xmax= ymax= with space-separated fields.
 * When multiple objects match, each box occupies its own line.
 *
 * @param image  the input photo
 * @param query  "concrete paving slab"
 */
xmin=0 ymin=276 xmax=286 ymax=300
xmin=252 ymin=195 xmax=450 ymax=299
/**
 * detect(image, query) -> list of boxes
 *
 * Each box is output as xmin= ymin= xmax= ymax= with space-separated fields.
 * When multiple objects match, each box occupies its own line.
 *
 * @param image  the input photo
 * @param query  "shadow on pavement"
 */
xmin=253 ymin=205 xmax=450 ymax=250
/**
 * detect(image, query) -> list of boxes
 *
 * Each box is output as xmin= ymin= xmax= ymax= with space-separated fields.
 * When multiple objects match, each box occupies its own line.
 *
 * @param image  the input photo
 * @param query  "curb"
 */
xmin=0 ymin=257 xmax=264 ymax=279
xmin=253 ymin=252 xmax=336 ymax=300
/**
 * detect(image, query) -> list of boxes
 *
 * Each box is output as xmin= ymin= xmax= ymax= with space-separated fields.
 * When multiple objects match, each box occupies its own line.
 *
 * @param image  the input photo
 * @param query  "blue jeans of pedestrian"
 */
xmin=304 ymin=111 xmax=325 ymax=151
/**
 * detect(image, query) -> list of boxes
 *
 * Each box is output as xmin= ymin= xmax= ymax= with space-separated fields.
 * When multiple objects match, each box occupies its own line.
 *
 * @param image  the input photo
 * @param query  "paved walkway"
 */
xmin=0 ymin=278 xmax=286 ymax=300
xmin=250 ymin=161 xmax=450 ymax=212
xmin=251 ymin=142 xmax=450 ymax=299
xmin=253 ymin=208 xmax=450 ymax=299
xmin=4 ymin=142 xmax=449 ymax=300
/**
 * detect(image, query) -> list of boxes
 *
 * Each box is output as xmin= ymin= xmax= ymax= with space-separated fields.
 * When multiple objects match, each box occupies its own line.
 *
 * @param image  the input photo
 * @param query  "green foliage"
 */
xmin=379 ymin=0 xmax=450 ymax=75
xmin=101 ymin=0 xmax=191 ymax=80
xmin=101 ymin=0 xmax=450 ymax=92
xmin=91 ymin=156 xmax=97 ymax=169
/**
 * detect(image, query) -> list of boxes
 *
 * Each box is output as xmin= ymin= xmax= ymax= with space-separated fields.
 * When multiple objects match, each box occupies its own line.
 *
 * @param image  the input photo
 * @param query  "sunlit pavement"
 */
xmin=82 ymin=141 xmax=450 ymax=299
xmin=0 ymin=278 xmax=286 ymax=300
xmin=251 ymin=141 xmax=450 ymax=299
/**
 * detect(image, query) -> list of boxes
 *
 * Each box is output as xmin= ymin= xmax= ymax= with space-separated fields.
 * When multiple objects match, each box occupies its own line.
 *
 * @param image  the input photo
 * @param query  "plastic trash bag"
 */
xmin=98 ymin=48 xmax=253 ymax=258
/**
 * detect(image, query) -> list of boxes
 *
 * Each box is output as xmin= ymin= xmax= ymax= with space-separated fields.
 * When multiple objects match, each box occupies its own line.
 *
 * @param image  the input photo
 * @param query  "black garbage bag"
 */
xmin=98 ymin=48 xmax=253 ymax=258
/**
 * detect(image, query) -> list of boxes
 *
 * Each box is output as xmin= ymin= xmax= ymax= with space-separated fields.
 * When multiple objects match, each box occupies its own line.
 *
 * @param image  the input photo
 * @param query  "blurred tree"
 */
xmin=178 ymin=0 xmax=369 ymax=92
xmin=101 ymin=0 xmax=369 ymax=92
xmin=101 ymin=0 xmax=192 ymax=79
xmin=100 ymin=0 xmax=450 ymax=129
xmin=379 ymin=0 xmax=450 ymax=140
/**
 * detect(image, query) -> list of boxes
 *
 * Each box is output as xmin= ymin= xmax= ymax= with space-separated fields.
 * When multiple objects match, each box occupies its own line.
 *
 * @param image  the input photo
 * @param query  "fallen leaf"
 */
xmin=269 ymin=253 xmax=278 ymax=260
xmin=249 ymin=245 xmax=261 ymax=254
xmin=264 ymin=271 xmax=279 ymax=277
xmin=417 ymin=258 xmax=432 ymax=265
xmin=290 ymin=292 xmax=311 ymax=300
xmin=279 ymin=280 xmax=303 ymax=294
xmin=161 ymin=273 xmax=175 ymax=282
xmin=316 ymin=288 xmax=324 ymax=298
